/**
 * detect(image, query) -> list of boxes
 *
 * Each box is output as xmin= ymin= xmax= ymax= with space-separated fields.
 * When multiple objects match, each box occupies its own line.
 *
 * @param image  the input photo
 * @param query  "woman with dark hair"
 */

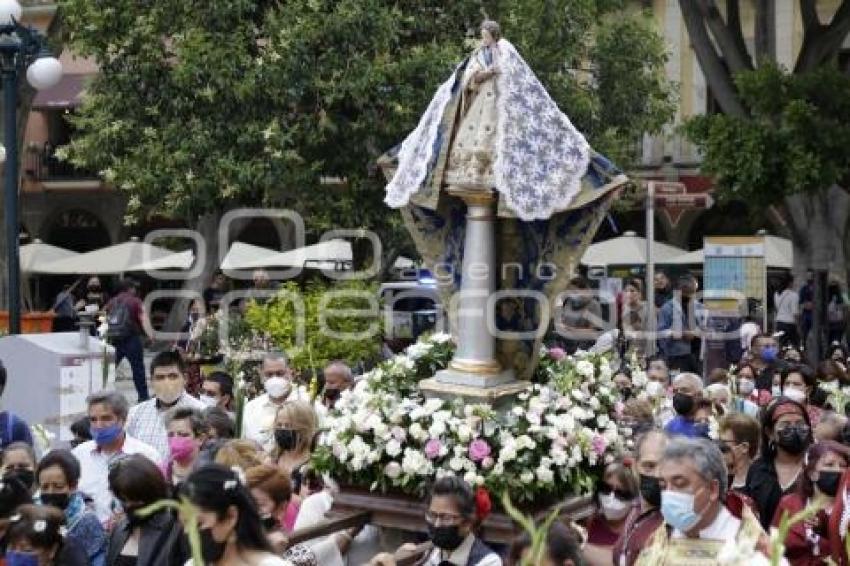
xmin=508 ymin=520 xmax=586 ymax=566
xmin=817 ymin=359 xmax=847 ymax=392
xmin=105 ymin=454 xmax=186 ymax=566
xmin=744 ymin=398 xmax=813 ymax=529
xmin=735 ymin=363 xmax=772 ymax=407
xmin=829 ymin=343 xmax=848 ymax=373
xmin=620 ymin=277 xmax=647 ymax=360
xmin=780 ymin=364 xmax=825 ymax=425
xmin=180 ymin=464 xmax=287 ymax=565
xmin=583 ymin=462 xmax=638 ymax=564
xmin=36 ymin=449 xmax=106 ymax=566
xmin=772 ymin=441 xmax=850 ymax=564
xmin=2 ymin=442 xmax=37 ymax=493
xmin=826 ymin=282 xmax=846 ymax=346
xmin=5 ymin=504 xmax=88 ymax=565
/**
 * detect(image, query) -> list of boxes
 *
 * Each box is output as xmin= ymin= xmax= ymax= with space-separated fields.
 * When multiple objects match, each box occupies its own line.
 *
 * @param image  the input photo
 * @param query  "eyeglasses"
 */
xmin=425 ymin=511 xmax=463 ymax=525
xmin=598 ymin=484 xmax=635 ymax=500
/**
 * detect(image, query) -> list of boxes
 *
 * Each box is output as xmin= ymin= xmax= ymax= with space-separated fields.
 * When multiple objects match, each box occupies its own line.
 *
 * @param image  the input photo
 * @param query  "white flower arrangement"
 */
xmin=313 ymin=342 xmax=631 ymax=500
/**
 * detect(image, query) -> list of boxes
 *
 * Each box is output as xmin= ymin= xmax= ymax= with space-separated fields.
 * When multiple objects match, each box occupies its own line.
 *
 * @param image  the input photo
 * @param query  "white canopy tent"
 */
xmin=123 ymin=249 xmax=195 ymax=272
xmin=221 ymin=239 xmax=353 ymax=270
xmin=581 ymin=232 xmax=687 ymax=266
xmin=20 ymin=240 xmax=78 ymax=273
xmin=661 ymin=235 xmax=793 ymax=269
xmin=37 ymin=238 xmax=192 ymax=274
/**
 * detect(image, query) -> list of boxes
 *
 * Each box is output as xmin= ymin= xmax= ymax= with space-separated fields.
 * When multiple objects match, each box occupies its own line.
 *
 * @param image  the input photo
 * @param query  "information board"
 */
xmin=703 ymin=236 xmax=766 ymax=323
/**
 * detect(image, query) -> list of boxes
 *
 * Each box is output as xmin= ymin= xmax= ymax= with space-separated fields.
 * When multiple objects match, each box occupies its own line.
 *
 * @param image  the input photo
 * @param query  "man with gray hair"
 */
xmin=663 ymin=372 xmax=706 ymax=438
xmin=72 ymin=391 xmax=161 ymax=524
xmin=321 ymin=360 xmax=353 ymax=409
xmin=634 ymin=437 xmax=769 ymax=563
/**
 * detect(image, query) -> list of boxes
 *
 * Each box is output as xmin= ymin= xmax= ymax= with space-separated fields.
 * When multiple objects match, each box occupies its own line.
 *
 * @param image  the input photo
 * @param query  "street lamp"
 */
xmin=0 ymin=0 xmax=61 ymax=334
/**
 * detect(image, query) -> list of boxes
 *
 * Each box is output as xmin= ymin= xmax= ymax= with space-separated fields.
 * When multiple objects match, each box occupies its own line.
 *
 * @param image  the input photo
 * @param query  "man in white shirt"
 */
xmin=125 ymin=350 xmax=205 ymax=460
xmin=635 ymin=436 xmax=771 ymax=563
xmin=774 ymin=274 xmax=800 ymax=349
xmin=72 ymin=391 xmax=161 ymax=525
xmin=242 ymin=352 xmax=307 ymax=451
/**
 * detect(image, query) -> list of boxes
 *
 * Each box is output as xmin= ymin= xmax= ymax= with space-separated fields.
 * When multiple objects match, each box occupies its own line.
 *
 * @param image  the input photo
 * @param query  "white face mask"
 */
xmin=600 ymin=492 xmax=632 ymax=521
xmin=645 ymin=381 xmax=665 ymax=398
xmin=199 ymin=394 xmax=218 ymax=408
xmin=264 ymin=376 xmax=292 ymax=399
xmin=783 ymin=387 xmax=807 ymax=404
xmin=737 ymin=378 xmax=755 ymax=396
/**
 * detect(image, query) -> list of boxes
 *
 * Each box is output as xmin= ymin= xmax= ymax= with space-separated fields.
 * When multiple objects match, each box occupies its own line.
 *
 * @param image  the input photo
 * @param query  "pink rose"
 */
xmin=548 ymin=347 xmax=566 ymax=361
xmin=591 ymin=434 xmax=607 ymax=456
xmin=424 ymin=439 xmax=443 ymax=459
xmin=468 ymin=439 xmax=492 ymax=462
xmin=481 ymin=456 xmax=495 ymax=469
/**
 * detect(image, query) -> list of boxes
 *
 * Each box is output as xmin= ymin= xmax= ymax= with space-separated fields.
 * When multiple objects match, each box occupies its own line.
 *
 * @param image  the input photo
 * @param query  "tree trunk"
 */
xmin=783 ymin=187 xmax=850 ymax=360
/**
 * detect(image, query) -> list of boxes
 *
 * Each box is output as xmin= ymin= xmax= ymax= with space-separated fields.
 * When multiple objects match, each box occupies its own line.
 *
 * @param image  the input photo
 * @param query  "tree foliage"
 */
xmin=58 ymin=0 xmax=673 ymax=261
xmin=683 ymin=63 xmax=850 ymax=205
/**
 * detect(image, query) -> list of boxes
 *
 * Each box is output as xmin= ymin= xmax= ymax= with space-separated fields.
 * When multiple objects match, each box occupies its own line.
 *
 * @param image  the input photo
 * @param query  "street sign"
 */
xmin=654 ymin=193 xmax=715 ymax=208
xmin=652 ymin=181 xmax=687 ymax=195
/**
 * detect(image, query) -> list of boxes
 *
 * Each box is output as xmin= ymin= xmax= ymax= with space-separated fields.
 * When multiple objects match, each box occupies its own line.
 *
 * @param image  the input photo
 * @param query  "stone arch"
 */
xmin=42 ymin=207 xmax=111 ymax=252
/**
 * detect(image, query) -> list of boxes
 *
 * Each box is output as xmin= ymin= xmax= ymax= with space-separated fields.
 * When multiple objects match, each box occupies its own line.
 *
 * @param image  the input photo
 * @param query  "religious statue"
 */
xmin=379 ymin=20 xmax=628 ymax=385
xmin=385 ymin=19 xmax=592 ymax=220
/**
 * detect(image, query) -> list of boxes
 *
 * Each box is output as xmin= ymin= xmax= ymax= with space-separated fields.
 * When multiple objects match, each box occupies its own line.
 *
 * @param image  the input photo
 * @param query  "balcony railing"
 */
xmin=25 ymin=146 xmax=99 ymax=182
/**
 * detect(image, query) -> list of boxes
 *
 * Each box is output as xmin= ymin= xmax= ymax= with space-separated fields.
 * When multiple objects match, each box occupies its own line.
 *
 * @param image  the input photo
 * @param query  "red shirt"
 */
xmin=109 ymin=291 xmax=144 ymax=332
xmin=773 ymin=493 xmax=832 ymax=565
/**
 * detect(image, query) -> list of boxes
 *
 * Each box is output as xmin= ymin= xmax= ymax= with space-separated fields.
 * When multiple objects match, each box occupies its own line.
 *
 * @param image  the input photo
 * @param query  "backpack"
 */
xmin=107 ymin=299 xmax=135 ymax=340
xmin=828 ymin=298 xmax=846 ymax=324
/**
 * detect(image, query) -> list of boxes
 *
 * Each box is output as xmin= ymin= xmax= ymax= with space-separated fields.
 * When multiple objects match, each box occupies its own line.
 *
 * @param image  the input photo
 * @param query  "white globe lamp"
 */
xmin=0 ymin=0 xmax=21 ymax=26
xmin=26 ymin=55 xmax=62 ymax=90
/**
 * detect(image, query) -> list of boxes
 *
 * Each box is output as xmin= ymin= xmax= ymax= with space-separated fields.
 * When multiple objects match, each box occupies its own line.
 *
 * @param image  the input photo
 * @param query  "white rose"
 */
xmin=520 ymin=471 xmax=534 ymax=484
xmin=457 ymin=424 xmax=472 ymax=443
xmin=597 ymin=414 xmax=609 ymax=427
xmin=384 ymin=462 xmax=402 ymax=479
xmin=449 ymin=457 xmax=466 ymax=472
xmin=576 ymin=360 xmax=595 ymax=378
xmin=536 ymin=467 xmax=555 ymax=483
xmin=429 ymin=420 xmax=447 ymax=438
xmin=463 ymin=471 xmax=477 ymax=485
xmin=386 ymin=439 xmax=402 ymax=457
xmin=431 ymin=332 xmax=452 ymax=343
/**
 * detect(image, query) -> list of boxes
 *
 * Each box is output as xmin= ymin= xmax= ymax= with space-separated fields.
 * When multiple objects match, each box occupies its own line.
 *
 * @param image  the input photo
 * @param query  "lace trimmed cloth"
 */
xmin=384 ymin=39 xmax=590 ymax=221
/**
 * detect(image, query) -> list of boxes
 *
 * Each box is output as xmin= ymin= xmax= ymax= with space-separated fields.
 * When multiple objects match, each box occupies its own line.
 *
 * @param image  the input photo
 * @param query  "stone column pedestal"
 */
xmin=423 ymin=186 xmax=526 ymax=401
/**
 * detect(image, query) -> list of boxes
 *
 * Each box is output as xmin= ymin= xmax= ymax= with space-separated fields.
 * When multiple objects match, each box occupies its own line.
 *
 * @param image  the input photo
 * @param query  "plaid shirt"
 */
xmin=126 ymin=392 xmax=206 ymax=460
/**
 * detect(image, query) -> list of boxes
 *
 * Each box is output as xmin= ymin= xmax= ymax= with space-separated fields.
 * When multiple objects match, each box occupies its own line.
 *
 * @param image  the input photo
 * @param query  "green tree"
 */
xmin=58 ymin=0 xmax=673 ymax=318
xmin=678 ymin=1 xmax=850 ymax=356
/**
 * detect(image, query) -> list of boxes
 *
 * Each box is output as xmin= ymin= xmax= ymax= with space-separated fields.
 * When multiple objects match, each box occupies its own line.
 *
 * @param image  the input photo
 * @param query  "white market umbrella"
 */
xmin=393 ymin=256 xmax=417 ymax=270
xmin=37 ymin=238 xmax=186 ymax=274
xmin=581 ymin=231 xmax=687 ymax=266
xmin=221 ymin=240 xmax=352 ymax=270
xmin=662 ymin=236 xmax=793 ymax=269
xmin=123 ymin=249 xmax=195 ymax=272
xmin=20 ymin=239 xmax=79 ymax=273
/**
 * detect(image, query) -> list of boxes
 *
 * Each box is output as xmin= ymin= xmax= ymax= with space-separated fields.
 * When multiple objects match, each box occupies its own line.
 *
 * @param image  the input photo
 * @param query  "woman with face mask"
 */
xmin=780 ymin=365 xmax=824 ymax=426
xmin=743 ymin=398 xmax=813 ymax=530
xmin=162 ymin=408 xmax=206 ymax=490
xmin=180 ymin=464 xmax=289 ymax=566
xmin=817 ymin=359 xmax=847 ymax=394
xmin=583 ymin=461 xmax=638 ymax=565
xmin=35 ymin=449 xmax=106 ymax=566
xmin=105 ymin=455 xmax=187 ymax=566
xmin=772 ymin=441 xmax=850 ymax=565
xmin=5 ymin=504 xmax=89 ymax=566
xmin=1 ymin=443 xmax=37 ymax=495
xmin=735 ymin=363 xmax=772 ymax=408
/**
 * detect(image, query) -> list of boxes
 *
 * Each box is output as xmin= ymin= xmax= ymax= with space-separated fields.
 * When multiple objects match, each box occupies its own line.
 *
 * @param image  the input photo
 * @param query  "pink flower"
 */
xmin=424 ymin=439 xmax=443 ymax=459
xmin=481 ymin=456 xmax=495 ymax=469
xmin=468 ymin=439 xmax=492 ymax=462
xmin=591 ymin=434 xmax=607 ymax=456
xmin=548 ymin=347 xmax=566 ymax=361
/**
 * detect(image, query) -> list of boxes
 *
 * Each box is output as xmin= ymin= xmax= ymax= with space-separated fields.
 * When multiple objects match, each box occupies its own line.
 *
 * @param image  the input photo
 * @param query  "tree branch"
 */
xmin=679 ymin=0 xmax=748 ymax=116
xmin=696 ymin=0 xmax=754 ymax=73
xmin=796 ymin=0 xmax=850 ymax=71
xmin=754 ymin=0 xmax=776 ymax=63
xmin=799 ymin=0 xmax=820 ymax=32
xmin=727 ymin=0 xmax=752 ymax=62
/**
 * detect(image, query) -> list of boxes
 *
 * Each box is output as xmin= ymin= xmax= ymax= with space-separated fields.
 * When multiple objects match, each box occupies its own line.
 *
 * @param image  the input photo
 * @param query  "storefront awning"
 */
xmin=32 ymin=74 xmax=88 ymax=110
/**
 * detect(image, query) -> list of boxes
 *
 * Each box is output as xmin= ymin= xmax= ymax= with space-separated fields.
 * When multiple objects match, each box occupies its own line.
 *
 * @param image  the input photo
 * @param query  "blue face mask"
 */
xmin=761 ymin=346 xmax=778 ymax=363
xmin=90 ymin=423 xmax=123 ymax=446
xmin=5 ymin=551 xmax=39 ymax=566
xmin=661 ymin=489 xmax=704 ymax=532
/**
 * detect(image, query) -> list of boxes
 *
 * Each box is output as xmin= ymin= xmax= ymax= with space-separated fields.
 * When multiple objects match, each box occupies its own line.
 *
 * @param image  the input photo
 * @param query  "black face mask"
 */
xmin=620 ymin=387 xmax=633 ymax=401
xmin=260 ymin=515 xmax=279 ymax=531
xmin=4 ymin=469 xmax=34 ymax=491
xmin=776 ymin=425 xmax=810 ymax=455
xmin=427 ymin=523 xmax=466 ymax=551
xmin=323 ymin=388 xmax=341 ymax=403
xmin=40 ymin=492 xmax=70 ymax=510
xmin=274 ymin=428 xmax=298 ymax=451
xmin=199 ymin=527 xmax=227 ymax=564
xmin=817 ymin=470 xmax=842 ymax=497
xmin=672 ymin=392 xmax=695 ymax=416
xmin=638 ymin=474 xmax=661 ymax=507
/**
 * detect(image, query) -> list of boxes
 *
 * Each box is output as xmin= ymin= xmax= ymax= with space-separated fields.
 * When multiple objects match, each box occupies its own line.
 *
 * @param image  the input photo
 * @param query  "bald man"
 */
xmin=322 ymin=361 xmax=353 ymax=409
xmin=663 ymin=372 xmax=707 ymax=438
